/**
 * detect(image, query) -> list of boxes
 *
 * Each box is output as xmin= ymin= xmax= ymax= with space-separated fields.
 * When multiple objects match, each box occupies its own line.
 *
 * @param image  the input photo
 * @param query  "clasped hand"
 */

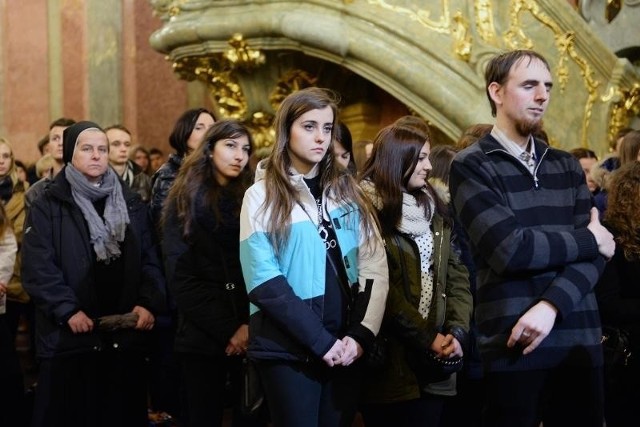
xmin=322 ymin=336 xmax=363 ymax=367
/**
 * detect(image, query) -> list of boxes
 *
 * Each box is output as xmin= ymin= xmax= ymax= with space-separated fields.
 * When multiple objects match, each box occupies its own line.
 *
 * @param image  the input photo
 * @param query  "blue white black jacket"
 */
xmin=239 ymin=162 xmax=389 ymax=362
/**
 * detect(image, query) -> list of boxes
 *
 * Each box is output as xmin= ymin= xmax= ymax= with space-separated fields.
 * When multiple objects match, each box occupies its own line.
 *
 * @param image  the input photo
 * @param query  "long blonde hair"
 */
xmin=0 ymin=138 xmax=19 ymax=186
xmin=261 ymin=87 xmax=376 ymax=252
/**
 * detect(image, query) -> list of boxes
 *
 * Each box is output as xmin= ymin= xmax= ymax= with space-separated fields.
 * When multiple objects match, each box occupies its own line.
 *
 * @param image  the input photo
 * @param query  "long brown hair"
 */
xmin=605 ymin=161 xmax=640 ymax=260
xmin=360 ymin=118 xmax=450 ymax=236
xmin=261 ymin=87 xmax=375 ymax=251
xmin=619 ymin=130 xmax=640 ymax=167
xmin=163 ymin=119 xmax=253 ymax=239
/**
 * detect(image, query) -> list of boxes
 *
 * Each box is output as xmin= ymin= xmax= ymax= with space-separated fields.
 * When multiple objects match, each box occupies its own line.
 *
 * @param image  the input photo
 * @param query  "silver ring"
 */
xmin=522 ymin=331 xmax=531 ymax=337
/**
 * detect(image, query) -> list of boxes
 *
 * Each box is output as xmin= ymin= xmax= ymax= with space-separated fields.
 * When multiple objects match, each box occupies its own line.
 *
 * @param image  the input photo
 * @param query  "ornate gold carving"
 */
xmin=474 ymin=0 xmax=498 ymax=45
xmin=603 ymin=84 xmax=640 ymax=149
xmin=452 ymin=12 xmax=472 ymax=61
xmin=503 ymin=0 xmax=601 ymax=147
xmin=249 ymin=111 xmax=276 ymax=151
xmin=224 ymin=34 xmax=265 ymax=70
xmin=269 ymin=70 xmax=318 ymax=111
xmin=172 ymin=34 xmax=276 ymax=148
xmin=149 ymin=0 xmax=186 ymax=19
xmin=365 ymin=0 xmax=451 ymax=34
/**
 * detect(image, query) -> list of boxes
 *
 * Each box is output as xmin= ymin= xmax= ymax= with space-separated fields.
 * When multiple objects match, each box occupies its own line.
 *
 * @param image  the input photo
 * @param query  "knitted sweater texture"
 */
xmin=449 ymin=134 xmax=605 ymax=372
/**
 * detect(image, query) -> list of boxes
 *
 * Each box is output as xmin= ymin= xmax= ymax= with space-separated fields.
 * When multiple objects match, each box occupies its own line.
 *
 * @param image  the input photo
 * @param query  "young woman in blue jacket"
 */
xmin=239 ymin=87 xmax=389 ymax=427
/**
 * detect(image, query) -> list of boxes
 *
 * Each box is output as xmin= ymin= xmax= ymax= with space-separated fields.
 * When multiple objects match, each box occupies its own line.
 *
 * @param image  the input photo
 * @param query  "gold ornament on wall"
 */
xmin=269 ymin=70 xmax=318 ymax=111
xmin=603 ymin=84 xmax=640 ymax=150
xmin=172 ymin=34 xmax=276 ymax=148
xmin=452 ymin=12 xmax=472 ymax=61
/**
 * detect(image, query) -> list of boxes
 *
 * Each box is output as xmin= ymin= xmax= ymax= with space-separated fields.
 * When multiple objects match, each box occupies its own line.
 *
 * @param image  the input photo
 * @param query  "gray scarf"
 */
xmin=65 ymin=165 xmax=130 ymax=262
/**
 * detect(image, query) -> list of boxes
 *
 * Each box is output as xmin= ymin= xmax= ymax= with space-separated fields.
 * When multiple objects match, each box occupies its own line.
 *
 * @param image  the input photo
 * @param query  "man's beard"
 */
xmin=515 ymin=117 xmax=543 ymax=137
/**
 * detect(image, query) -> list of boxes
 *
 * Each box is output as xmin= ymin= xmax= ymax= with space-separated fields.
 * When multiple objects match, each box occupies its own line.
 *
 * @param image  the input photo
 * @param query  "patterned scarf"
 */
xmin=65 ymin=165 xmax=130 ymax=262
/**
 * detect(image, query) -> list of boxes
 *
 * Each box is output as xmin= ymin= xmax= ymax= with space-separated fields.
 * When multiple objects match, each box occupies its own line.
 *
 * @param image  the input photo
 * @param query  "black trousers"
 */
xmin=180 ymin=352 xmax=265 ymax=427
xmin=31 ymin=351 xmax=148 ymax=427
xmin=0 ymin=315 xmax=25 ymax=427
xmin=482 ymin=366 xmax=604 ymax=427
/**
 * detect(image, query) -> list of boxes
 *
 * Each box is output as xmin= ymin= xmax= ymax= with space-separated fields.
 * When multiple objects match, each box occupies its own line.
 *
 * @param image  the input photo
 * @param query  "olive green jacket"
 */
xmin=361 ymin=212 xmax=472 ymax=403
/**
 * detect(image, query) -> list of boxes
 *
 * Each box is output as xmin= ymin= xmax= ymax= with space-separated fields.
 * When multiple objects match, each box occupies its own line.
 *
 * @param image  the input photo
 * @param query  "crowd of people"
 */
xmin=0 ymin=48 xmax=639 ymax=427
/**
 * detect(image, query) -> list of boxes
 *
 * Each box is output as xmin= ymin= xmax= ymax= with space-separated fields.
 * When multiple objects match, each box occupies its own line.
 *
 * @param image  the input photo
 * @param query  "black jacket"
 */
xmin=22 ymin=170 xmax=166 ymax=358
xmin=150 ymin=154 xmax=182 ymax=229
xmin=162 ymin=190 xmax=250 ymax=355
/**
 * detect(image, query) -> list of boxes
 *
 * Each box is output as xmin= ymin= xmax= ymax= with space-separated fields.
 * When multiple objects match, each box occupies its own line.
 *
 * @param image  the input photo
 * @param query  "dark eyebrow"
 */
xmin=522 ymin=79 xmax=553 ymax=89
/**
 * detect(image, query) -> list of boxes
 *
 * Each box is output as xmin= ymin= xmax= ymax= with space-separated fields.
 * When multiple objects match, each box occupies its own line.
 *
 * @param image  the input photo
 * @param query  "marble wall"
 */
xmin=0 ymin=0 xmax=203 ymax=166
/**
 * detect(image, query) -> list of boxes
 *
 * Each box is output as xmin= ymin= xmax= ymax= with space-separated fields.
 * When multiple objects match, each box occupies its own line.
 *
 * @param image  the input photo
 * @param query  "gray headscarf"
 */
xmin=63 ymin=122 xmax=129 ymax=262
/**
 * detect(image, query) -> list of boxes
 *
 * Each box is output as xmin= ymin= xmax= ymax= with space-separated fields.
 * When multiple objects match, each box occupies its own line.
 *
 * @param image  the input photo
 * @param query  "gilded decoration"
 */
xmin=172 ymin=34 xmax=275 ymax=148
xmin=149 ymin=0 xmax=639 ymax=155
xmin=602 ymin=84 xmax=640 ymax=149
xmin=365 ymin=0 xmax=451 ymax=33
xmin=363 ymin=0 xmax=604 ymax=146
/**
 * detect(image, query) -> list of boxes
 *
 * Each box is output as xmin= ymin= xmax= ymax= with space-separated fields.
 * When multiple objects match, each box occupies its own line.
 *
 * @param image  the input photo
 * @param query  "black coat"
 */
xmin=595 ymin=228 xmax=640 ymax=354
xmin=162 ymin=190 xmax=250 ymax=355
xmin=22 ymin=170 xmax=166 ymax=358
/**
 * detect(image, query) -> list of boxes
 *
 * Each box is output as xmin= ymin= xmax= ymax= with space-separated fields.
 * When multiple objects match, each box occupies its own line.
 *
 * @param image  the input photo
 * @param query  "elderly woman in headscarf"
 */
xmin=22 ymin=121 xmax=166 ymax=427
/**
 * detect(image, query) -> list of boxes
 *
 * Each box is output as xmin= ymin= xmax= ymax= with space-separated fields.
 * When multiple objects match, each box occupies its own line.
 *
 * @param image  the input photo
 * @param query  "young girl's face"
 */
xmin=333 ymin=140 xmax=351 ymax=169
xmin=187 ymin=113 xmax=215 ymax=153
xmin=211 ymin=134 xmax=250 ymax=186
xmin=0 ymin=143 xmax=13 ymax=178
xmin=287 ymin=106 xmax=333 ymax=175
xmin=406 ymin=141 xmax=432 ymax=191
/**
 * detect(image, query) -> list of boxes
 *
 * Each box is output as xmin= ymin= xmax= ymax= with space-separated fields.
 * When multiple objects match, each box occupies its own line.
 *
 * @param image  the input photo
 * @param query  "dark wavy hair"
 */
xmin=169 ymin=108 xmax=214 ymax=157
xmin=605 ymin=161 xmax=640 ymax=261
xmin=360 ymin=117 xmax=450 ymax=236
xmin=163 ymin=119 xmax=253 ymax=239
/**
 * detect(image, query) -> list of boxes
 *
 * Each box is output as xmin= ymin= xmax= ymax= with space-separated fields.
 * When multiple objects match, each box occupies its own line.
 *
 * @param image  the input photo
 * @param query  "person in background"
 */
xmin=22 ymin=121 xmax=165 ymax=427
xmin=105 ymin=125 xmax=152 ymax=203
xmin=149 ymin=108 xmax=214 ymax=421
xmin=162 ymin=119 xmax=262 ymax=427
xmin=569 ymin=148 xmax=599 ymax=194
xmin=359 ymin=120 xmax=471 ymax=427
xmin=618 ymin=129 xmax=640 ymax=167
xmin=0 ymin=201 xmax=24 ymax=427
xmin=130 ymin=144 xmax=152 ymax=176
xmin=0 ymin=138 xmax=28 ymax=343
xmin=240 ymin=87 xmax=389 ymax=427
xmin=26 ymin=117 xmax=76 ymax=209
xmin=601 ymin=127 xmax=634 ymax=172
xmin=454 ymin=124 xmax=492 ymax=151
xmin=595 ymin=160 xmax=640 ymax=427
xmin=14 ymin=160 xmax=28 ymax=184
xmin=35 ymin=154 xmax=56 ymax=181
xmin=150 ymin=147 xmax=165 ymax=174
xmin=333 ymin=121 xmax=357 ymax=174
xmin=449 ymin=49 xmax=615 ymax=427
xmin=427 ymin=143 xmax=484 ymax=427
xmin=594 ymin=130 xmax=640 ymax=218
xmin=150 ymin=109 xmax=215 ymax=229
xmin=27 ymin=134 xmax=52 ymax=185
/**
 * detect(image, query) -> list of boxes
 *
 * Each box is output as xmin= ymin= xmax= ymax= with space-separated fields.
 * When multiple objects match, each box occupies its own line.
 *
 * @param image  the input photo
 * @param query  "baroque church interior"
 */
xmin=1 ymin=0 xmax=639 ymax=168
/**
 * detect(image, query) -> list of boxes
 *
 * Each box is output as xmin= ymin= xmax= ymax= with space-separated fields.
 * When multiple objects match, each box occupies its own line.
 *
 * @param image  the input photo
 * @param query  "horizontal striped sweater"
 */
xmin=449 ymin=134 xmax=605 ymax=372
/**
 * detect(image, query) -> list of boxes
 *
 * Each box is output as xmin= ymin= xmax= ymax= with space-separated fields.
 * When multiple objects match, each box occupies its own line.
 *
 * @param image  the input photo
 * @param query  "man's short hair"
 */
xmin=36 ymin=134 xmax=50 ymax=155
xmin=49 ymin=117 xmax=75 ymax=130
xmin=104 ymin=124 xmax=132 ymax=136
xmin=149 ymin=147 xmax=164 ymax=156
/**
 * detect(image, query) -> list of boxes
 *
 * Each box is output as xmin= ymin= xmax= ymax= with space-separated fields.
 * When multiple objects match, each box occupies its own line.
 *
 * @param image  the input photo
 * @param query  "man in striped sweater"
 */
xmin=449 ymin=50 xmax=615 ymax=427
